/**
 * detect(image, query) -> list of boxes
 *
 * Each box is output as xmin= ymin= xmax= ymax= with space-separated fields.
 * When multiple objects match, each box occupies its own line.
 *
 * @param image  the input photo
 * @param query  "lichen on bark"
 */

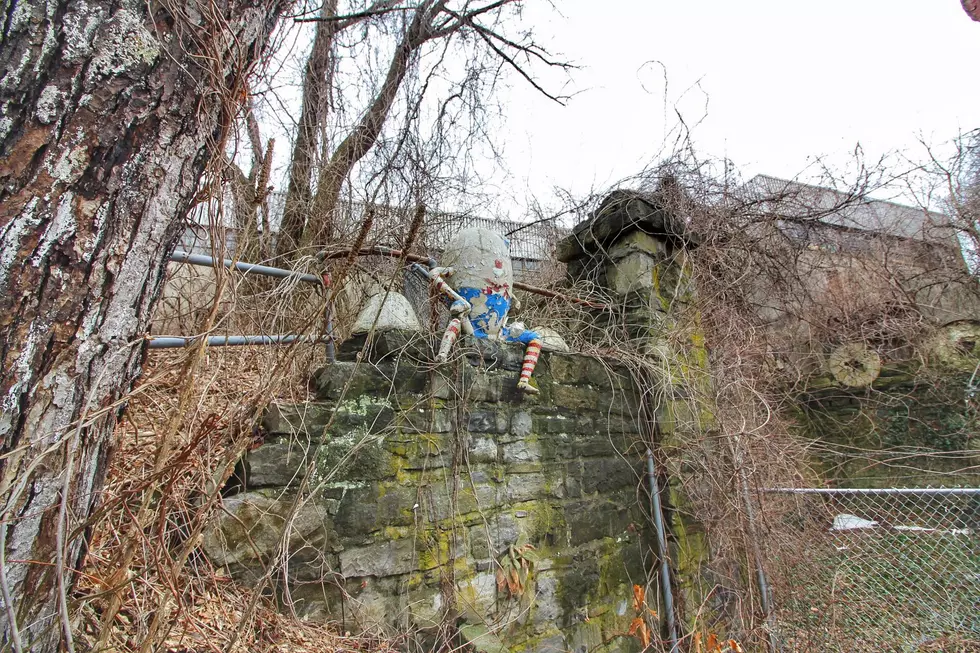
xmin=0 ymin=1 xmax=289 ymax=649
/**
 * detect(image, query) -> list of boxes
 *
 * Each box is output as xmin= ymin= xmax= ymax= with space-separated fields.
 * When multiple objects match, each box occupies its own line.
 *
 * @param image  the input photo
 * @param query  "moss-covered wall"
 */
xmin=204 ymin=332 xmax=653 ymax=653
xmin=797 ymin=358 xmax=980 ymax=487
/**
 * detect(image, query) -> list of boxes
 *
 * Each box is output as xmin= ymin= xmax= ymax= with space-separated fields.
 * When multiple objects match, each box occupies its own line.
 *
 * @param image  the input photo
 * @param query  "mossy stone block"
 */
xmin=564 ymin=498 xmax=632 ymax=545
xmin=262 ymin=403 xmax=335 ymax=437
xmin=551 ymin=384 xmax=600 ymax=412
xmin=242 ymin=441 xmax=317 ymax=488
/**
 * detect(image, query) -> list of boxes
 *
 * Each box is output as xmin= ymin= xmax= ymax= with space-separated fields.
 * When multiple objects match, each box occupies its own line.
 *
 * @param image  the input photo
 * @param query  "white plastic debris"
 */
xmin=832 ymin=514 xmax=879 ymax=531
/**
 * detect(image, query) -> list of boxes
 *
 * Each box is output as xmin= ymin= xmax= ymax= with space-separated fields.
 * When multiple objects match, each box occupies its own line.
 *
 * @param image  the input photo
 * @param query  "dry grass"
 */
xmin=73 ymin=347 xmax=391 ymax=653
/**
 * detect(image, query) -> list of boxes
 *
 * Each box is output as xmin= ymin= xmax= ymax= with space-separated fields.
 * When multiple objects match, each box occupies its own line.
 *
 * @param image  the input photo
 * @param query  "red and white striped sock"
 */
xmin=517 ymin=339 xmax=542 ymax=392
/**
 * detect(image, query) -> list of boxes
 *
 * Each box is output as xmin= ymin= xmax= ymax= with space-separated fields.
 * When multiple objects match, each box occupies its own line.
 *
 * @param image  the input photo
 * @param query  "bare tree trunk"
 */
xmin=279 ymin=0 xmax=339 ymax=257
xmin=305 ymin=1 xmax=435 ymax=248
xmin=229 ymin=105 xmax=275 ymax=262
xmin=0 ymin=1 xmax=286 ymax=650
xmin=227 ymin=160 xmax=262 ymax=261
xmin=279 ymin=0 xmax=554 ymax=253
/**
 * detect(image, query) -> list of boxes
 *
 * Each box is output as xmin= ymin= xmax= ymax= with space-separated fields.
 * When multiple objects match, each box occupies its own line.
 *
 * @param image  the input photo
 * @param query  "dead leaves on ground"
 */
xmin=77 ymin=350 xmax=380 ymax=653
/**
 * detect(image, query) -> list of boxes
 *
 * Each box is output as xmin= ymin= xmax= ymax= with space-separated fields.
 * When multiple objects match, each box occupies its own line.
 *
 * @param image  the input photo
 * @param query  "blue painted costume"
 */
xmin=456 ymin=287 xmax=539 ymax=345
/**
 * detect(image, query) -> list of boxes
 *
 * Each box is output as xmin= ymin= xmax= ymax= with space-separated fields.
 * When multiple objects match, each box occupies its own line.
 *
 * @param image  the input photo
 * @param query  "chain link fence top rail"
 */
xmin=759 ymin=488 xmax=980 ymax=652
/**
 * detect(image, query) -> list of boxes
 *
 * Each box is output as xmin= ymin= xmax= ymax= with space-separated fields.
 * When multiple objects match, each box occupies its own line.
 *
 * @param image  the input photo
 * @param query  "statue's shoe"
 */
xmin=516 ymin=381 xmax=539 ymax=395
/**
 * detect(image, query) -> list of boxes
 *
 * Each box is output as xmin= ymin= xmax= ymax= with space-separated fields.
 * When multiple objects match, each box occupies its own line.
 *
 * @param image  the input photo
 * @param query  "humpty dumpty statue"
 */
xmin=422 ymin=228 xmax=543 ymax=394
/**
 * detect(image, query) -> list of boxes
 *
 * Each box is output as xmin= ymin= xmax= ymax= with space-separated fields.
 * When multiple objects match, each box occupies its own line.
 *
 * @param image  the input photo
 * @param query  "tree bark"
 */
xmin=0 ymin=1 xmax=286 ymax=650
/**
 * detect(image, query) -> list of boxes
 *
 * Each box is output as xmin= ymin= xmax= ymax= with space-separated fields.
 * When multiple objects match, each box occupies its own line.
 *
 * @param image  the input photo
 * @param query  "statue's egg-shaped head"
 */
xmin=441 ymin=228 xmax=514 ymax=290
xmin=441 ymin=228 xmax=514 ymax=337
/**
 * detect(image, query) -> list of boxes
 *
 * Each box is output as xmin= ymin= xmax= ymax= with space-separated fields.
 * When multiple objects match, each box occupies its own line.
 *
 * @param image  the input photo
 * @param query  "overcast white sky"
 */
xmin=259 ymin=2 xmax=979 ymax=223
xmin=488 ymin=0 xmax=979 ymax=215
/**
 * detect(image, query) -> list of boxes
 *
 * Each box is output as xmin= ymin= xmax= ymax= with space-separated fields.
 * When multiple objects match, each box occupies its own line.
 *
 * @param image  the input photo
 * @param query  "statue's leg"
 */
xmin=516 ymin=338 xmax=542 ymax=394
xmin=437 ymin=317 xmax=462 ymax=362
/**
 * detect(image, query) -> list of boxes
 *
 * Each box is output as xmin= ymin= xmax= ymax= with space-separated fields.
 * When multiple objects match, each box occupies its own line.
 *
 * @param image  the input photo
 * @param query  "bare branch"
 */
xmin=439 ymin=5 xmax=572 ymax=104
xmin=294 ymin=2 xmax=411 ymax=24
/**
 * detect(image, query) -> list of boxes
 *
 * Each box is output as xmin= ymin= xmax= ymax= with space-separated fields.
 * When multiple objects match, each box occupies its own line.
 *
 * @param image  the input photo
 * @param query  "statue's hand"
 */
xmin=428 ymin=266 xmax=454 ymax=279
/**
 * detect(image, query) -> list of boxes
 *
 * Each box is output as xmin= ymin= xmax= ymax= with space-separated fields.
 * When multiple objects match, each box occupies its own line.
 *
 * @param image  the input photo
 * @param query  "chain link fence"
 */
xmin=760 ymin=488 xmax=980 ymax=652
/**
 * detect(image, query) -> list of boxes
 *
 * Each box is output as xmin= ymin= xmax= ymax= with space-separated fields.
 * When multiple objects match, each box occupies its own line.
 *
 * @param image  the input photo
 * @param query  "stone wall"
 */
xmin=797 ymin=324 xmax=980 ymax=487
xmin=198 ymin=184 xmax=980 ymax=651
xmin=203 ymin=332 xmax=653 ymax=653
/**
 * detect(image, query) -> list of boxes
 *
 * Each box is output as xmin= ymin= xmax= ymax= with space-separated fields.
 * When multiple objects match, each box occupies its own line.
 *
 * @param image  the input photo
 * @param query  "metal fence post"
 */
xmin=738 ymin=468 xmax=779 ymax=652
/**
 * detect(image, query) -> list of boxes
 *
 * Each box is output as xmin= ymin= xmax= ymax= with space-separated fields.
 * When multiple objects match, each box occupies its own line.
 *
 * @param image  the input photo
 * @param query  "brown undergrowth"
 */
xmin=74 ymin=347 xmax=391 ymax=653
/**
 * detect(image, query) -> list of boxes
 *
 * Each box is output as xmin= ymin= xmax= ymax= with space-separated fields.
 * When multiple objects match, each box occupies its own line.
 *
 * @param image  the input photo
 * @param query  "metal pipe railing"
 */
xmin=319 ymin=246 xmax=609 ymax=310
xmin=148 ymin=335 xmax=330 ymax=349
xmin=166 ymin=246 xmax=609 ymax=356
xmin=646 ymin=449 xmax=679 ymax=653
xmin=167 ymin=250 xmax=335 ymax=360
xmin=170 ymin=250 xmax=322 ymax=285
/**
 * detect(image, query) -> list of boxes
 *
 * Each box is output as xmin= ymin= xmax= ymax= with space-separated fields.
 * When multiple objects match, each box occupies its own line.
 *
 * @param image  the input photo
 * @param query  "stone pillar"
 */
xmin=558 ymin=186 xmax=715 ymax=634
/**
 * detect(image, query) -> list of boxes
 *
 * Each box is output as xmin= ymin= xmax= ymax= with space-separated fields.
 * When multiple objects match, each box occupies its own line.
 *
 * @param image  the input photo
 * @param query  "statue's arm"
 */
xmin=426 ymin=266 xmax=471 ymax=311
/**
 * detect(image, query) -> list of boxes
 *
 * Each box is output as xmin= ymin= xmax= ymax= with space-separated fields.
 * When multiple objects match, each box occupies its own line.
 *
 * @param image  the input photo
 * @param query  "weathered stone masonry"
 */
xmin=204 ymin=332 xmax=654 ymax=653
xmin=201 ymin=185 xmax=720 ymax=652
